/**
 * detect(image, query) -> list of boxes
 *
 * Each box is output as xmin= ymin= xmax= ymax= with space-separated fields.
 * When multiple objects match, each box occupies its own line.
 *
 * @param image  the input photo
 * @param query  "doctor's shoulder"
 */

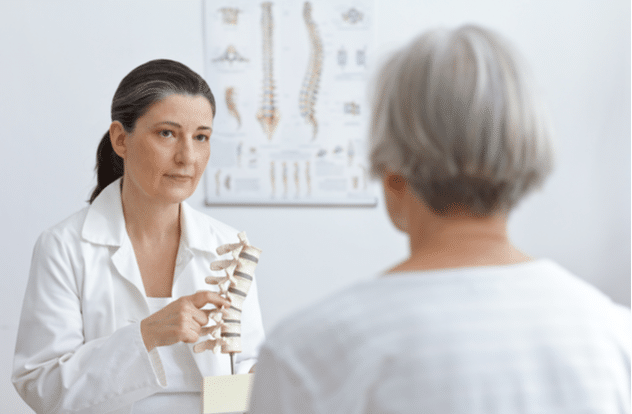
xmin=27 ymin=206 xmax=91 ymax=288
xmin=33 ymin=207 xmax=90 ymax=254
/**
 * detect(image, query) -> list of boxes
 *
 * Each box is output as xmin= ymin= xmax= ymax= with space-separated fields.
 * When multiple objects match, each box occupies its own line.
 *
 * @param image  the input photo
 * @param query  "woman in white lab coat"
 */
xmin=12 ymin=59 xmax=265 ymax=414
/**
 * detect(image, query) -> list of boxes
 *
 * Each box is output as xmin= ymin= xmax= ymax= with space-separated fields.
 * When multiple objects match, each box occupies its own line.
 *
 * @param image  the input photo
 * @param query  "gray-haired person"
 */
xmin=249 ymin=25 xmax=630 ymax=413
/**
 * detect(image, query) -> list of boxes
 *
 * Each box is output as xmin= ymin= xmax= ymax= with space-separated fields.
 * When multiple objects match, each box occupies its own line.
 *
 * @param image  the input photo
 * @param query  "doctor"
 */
xmin=12 ymin=59 xmax=265 ymax=414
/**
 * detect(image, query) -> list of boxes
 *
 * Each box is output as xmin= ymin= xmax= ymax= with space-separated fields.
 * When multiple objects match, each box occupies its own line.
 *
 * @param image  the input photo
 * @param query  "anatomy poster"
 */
xmin=203 ymin=0 xmax=376 ymax=206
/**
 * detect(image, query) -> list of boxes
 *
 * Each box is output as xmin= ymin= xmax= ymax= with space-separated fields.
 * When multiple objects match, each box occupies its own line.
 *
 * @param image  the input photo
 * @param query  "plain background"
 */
xmin=0 ymin=0 xmax=629 ymax=411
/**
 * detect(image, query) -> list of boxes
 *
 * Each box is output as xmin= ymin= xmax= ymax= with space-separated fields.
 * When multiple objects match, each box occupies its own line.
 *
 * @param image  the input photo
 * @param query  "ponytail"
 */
xmin=89 ymin=131 xmax=124 ymax=204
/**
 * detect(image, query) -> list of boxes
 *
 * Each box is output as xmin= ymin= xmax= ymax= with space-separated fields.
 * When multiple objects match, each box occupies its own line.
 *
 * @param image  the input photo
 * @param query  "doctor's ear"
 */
xmin=109 ymin=121 xmax=128 ymax=159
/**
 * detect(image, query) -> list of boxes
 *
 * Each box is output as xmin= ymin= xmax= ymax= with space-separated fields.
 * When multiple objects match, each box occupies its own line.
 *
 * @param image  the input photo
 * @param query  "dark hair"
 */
xmin=89 ymin=59 xmax=216 ymax=203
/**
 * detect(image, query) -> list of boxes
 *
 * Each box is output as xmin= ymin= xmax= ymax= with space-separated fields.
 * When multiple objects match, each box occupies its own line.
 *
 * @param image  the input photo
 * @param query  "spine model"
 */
xmin=193 ymin=232 xmax=262 ymax=355
xmin=299 ymin=2 xmax=323 ymax=140
xmin=256 ymin=2 xmax=281 ymax=141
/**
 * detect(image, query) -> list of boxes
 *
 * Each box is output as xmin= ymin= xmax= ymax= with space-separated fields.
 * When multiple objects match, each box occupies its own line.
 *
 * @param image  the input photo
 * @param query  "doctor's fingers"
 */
xmin=176 ymin=323 xmax=204 ymax=344
xmin=189 ymin=290 xmax=231 ymax=310
xmin=202 ymin=308 xmax=230 ymax=318
xmin=189 ymin=306 xmax=212 ymax=327
xmin=167 ymin=299 xmax=211 ymax=327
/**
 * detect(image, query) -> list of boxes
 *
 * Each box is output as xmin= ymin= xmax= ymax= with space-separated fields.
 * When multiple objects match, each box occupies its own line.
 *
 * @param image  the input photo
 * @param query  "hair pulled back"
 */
xmin=89 ymin=59 xmax=216 ymax=203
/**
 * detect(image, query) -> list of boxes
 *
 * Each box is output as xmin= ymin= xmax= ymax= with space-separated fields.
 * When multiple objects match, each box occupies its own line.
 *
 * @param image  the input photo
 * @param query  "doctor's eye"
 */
xmin=159 ymin=129 xmax=175 ymax=138
xmin=194 ymin=133 xmax=210 ymax=142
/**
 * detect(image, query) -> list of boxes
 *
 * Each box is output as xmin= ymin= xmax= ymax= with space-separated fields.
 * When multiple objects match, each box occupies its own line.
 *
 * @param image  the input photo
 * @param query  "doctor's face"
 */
xmin=118 ymin=93 xmax=214 ymax=205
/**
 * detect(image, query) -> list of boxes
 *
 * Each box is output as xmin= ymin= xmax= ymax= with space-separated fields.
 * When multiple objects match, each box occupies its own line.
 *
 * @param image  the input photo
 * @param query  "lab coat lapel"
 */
xmin=180 ymin=201 xmax=217 ymax=253
xmin=110 ymin=237 xmax=146 ymax=298
xmin=81 ymin=180 xmax=236 ymax=376
xmin=82 ymin=178 xmax=146 ymax=297
xmin=172 ymin=202 xmax=210 ymax=292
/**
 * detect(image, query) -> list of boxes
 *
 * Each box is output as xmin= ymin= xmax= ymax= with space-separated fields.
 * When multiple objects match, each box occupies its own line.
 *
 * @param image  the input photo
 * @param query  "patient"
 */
xmin=249 ymin=25 xmax=631 ymax=413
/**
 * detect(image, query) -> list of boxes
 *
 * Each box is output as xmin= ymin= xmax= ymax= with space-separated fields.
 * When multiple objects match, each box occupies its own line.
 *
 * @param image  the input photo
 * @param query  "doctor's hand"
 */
xmin=140 ymin=291 xmax=231 ymax=352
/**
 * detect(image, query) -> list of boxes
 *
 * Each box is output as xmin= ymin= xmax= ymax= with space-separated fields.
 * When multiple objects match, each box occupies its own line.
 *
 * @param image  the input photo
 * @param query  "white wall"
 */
xmin=1 ymin=1 xmax=629 ymax=411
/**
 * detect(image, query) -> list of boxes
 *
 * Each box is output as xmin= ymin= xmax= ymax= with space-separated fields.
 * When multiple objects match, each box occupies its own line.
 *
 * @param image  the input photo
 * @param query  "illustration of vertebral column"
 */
xmin=225 ymin=87 xmax=241 ymax=129
xmin=193 ymin=232 xmax=262 ymax=357
xmin=299 ymin=2 xmax=323 ymax=140
xmin=256 ymin=2 xmax=281 ymax=141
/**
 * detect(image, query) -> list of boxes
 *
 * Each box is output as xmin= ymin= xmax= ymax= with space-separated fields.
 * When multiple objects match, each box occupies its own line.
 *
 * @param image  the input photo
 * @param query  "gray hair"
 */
xmin=369 ymin=25 xmax=554 ymax=216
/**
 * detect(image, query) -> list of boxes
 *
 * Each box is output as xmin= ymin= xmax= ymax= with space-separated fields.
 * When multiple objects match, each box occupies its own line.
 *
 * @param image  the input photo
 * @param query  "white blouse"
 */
xmin=132 ymin=296 xmax=203 ymax=414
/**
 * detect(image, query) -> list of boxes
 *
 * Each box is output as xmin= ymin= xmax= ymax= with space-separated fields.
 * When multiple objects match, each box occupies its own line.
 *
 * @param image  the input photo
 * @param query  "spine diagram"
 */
xmin=213 ymin=45 xmax=249 ymax=64
xmin=218 ymin=7 xmax=241 ymax=25
xmin=215 ymin=169 xmax=221 ymax=197
xmin=356 ymin=48 xmax=366 ymax=66
xmin=337 ymin=46 xmax=347 ymax=68
xmin=344 ymin=101 xmax=361 ymax=115
xmin=270 ymin=161 xmax=276 ymax=197
xmin=193 ymin=232 xmax=262 ymax=357
xmin=225 ymin=87 xmax=241 ymax=128
xmin=342 ymin=7 xmax=364 ymax=24
xmin=299 ymin=2 xmax=323 ymax=140
xmin=305 ymin=161 xmax=312 ymax=196
xmin=294 ymin=162 xmax=300 ymax=196
xmin=256 ymin=2 xmax=281 ymax=141
xmin=282 ymin=161 xmax=288 ymax=197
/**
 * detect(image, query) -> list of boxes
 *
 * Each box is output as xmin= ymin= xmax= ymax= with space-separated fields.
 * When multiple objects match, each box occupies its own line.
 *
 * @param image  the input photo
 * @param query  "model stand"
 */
xmin=202 ymin=374 xmax=254 ymax=414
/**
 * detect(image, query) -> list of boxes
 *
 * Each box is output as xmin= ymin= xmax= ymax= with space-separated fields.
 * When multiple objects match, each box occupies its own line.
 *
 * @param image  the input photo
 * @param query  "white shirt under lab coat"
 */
xmin=12 ymin=178 xmax=265 ymax=414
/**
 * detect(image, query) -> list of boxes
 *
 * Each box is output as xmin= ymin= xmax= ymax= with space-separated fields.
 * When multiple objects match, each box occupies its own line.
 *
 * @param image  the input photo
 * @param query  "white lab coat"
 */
xmin=12 ymin=179 xmax=265 ymax=414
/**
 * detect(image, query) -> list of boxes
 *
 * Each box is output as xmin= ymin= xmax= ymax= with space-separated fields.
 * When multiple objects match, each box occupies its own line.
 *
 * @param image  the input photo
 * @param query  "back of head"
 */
xmin=370 ymin=25 xmax=554 ymax=216
xmin=89 ymin=59 xmax=216 ymax=203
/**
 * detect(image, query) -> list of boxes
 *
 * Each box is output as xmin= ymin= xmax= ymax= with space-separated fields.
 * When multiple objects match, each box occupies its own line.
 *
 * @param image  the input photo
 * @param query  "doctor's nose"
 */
xmin=175 ymin=137 xmax=195 ymax=165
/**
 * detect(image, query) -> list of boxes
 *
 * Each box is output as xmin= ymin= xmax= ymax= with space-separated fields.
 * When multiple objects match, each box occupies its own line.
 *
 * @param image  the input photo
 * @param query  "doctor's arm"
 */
xmin=12 ymin=231 xmax=164 ymax=414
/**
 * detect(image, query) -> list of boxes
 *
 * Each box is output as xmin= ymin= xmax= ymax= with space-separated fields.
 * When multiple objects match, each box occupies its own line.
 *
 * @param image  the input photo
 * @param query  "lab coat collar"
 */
xmin=82 ymin=178 xmax=126 ymax=246
xmin=81 ymin=178 xmax=215 ymax=300
xmin=82 ymin=178 xmax=215 ymax=253
xmin=180 ymin=200 xmax=215 ymax=254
